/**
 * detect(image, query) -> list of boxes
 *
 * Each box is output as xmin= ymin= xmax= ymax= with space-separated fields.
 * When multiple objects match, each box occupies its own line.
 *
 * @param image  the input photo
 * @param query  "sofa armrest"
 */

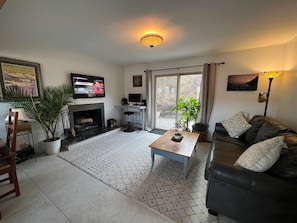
xmin=206 ymin=162 xmax=251 ymax=221
xmin=209 ymin=161 xmax=252 ymax=190
xmin=207 ymin=162 xmax=297 ymax=222
xmin=209 ymin=162 xmax=297 ymax=196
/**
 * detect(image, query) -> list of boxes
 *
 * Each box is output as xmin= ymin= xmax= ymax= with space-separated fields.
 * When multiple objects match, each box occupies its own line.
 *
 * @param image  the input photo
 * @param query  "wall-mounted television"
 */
xmin=71 ymin=73 xmax=105 ymax=98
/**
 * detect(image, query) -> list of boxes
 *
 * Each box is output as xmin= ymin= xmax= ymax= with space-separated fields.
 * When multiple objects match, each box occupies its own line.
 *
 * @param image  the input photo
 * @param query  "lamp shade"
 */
xmin=5 ymin=108 xmax=29 ymax=122
xmin=140 ymin=33 xmax=163 ymax=48
xmin=263 ymin=71 xmax=282 ymax=79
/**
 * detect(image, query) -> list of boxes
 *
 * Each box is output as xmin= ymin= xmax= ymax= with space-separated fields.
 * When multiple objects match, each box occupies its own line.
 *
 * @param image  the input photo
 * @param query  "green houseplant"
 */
xmin=172 ymin=96 xmax=200 ymax=131
xmin=4 ymin=85 xmax=73 ymax=154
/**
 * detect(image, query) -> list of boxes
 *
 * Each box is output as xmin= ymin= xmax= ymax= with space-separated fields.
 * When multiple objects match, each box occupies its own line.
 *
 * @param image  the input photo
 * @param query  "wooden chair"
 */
xmin=0 ymin=109 xmax=21 ymax=218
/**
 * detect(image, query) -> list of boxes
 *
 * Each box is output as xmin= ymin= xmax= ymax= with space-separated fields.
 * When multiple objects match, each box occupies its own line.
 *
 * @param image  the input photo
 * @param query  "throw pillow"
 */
xmin=235 ymin=136 xmax=285 ymax=172
xmin=221 ymin=112 xmax=251 ymax=138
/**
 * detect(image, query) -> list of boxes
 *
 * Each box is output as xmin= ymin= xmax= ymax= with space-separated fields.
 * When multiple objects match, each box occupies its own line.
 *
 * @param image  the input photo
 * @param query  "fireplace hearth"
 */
xmin=62 ymin=103 xmax=118 ymax=149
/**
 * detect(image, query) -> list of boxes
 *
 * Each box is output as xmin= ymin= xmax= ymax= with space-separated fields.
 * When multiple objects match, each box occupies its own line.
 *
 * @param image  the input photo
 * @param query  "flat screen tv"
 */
xmin=71 ymin=73 xmax=105 ymax=98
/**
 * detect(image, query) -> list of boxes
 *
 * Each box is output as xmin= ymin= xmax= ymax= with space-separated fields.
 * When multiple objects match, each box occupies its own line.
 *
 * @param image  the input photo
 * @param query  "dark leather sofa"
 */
xmin=204 ymin=115 xmax=297 ymax=223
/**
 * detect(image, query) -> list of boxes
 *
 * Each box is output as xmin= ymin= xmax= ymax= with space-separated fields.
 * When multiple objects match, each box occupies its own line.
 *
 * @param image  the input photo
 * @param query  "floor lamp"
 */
xmin=258 ymin=71 xmax=282 ymax=116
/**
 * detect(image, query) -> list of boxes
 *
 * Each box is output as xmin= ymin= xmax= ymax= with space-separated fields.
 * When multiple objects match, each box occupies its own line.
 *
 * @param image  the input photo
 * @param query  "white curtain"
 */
xmin=145 ymin=70 xmax=153 ymax=130
xmin=196 ymin=63 xmax=216 ymax=125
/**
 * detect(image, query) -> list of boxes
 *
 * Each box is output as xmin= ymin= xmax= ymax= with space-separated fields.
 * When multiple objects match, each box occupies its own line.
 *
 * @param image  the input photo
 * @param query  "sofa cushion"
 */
xmin=212 ymin=139 xmax=247 ymax=158
xmin=235 ymin=136 xmax=285 ymax=172
xmin=242 ymin=120 xmax=265 ymax=145
xmin=221 ymin=112 xmax=251 ymax=138
xmin=214 ymin=123 xmax=229 ymax=135
xmin=268 ymin=147 xmax=297 ymax=178
xmin=249 ymin=115 xmax=290 ymax=133
xmin=213 ymin=131 xmax=247 ymax=147
xmin=254 ymin=121 xmax=281 ymax=143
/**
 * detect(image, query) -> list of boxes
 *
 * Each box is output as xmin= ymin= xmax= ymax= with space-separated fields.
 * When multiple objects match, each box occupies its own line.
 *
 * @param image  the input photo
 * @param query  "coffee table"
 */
xmin=149 ymin=129 xmax=200 ymax=179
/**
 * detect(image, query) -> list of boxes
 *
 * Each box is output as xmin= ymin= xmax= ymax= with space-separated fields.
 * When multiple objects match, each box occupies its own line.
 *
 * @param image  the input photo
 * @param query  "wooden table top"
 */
xmin=149 ymin=129 xmax=200 ymax=157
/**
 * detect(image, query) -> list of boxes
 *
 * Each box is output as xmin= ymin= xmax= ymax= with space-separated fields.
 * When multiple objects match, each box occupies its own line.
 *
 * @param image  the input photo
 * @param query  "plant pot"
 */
xmin=44 ymin=138 xmax=61 ymax=155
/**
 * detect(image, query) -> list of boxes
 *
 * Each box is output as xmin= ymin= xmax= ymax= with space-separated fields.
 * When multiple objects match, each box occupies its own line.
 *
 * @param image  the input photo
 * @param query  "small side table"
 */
xmin=193 ymin=130 xmax=207 ymax=142
xmin=17 ymin=121 xmax=36 ymax=162
xmin=6 ymin=121 xmax=36 ymax=162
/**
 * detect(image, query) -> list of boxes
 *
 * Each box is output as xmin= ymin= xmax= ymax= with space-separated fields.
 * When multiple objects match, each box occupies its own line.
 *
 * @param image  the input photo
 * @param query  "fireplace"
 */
xmin=61 ymin=103 xmax=118 ymax=149
xmin=68 ymin=103 xmax=105 ymax=137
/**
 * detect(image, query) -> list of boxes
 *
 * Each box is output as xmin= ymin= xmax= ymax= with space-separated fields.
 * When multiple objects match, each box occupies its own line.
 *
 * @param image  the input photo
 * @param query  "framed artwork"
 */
xmin=133 ymin=75 xmax=142 ymax=87
xmin=0 ymin=57 xmax=42 ymax=98
xmin=227 ymin=73 xmax=259 ymax=91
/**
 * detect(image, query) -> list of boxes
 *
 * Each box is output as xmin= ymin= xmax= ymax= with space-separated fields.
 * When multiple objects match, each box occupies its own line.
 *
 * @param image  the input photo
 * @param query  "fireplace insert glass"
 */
xmin=68 ymin=103 xmax=105 ymax=137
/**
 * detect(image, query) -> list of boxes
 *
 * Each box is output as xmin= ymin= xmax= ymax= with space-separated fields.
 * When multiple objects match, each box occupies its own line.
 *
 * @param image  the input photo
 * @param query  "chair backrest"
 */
xmin=6 ymin=109 xmax=18 ymax=153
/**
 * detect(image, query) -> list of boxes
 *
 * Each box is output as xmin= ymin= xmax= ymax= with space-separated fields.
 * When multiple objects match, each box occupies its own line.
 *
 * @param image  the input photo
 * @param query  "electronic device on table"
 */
xmin=128 ymin=93 xmax=142 ymax=105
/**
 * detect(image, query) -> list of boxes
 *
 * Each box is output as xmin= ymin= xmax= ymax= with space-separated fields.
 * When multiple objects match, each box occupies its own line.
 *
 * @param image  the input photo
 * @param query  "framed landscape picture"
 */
xmin=0 ymin=57 xmax=43 ymax=99
xmin=227 ymin=73 xmax=259 ymax=91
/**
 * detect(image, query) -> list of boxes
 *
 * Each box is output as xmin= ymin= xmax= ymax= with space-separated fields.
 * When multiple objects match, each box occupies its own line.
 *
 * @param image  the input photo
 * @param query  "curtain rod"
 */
xmin=144 ymin=62 xmax=225 ymax=72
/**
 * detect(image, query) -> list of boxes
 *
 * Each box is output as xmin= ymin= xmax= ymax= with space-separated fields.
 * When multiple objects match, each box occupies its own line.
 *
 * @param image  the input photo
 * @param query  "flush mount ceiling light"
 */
xmin=140 ymin=33 xmax=163 ymax=48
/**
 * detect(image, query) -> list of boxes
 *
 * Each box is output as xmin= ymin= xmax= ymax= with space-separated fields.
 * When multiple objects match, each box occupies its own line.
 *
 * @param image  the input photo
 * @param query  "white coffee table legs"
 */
xmin=151 ymin=148 xmax=189 ymax=179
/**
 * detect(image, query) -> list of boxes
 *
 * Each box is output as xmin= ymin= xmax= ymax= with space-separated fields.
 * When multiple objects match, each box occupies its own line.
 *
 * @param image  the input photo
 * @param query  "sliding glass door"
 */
xmin=154 ymin=73 xmax=202 ymax=130
xmin=155 ymin=76 xmax=177 ymax=129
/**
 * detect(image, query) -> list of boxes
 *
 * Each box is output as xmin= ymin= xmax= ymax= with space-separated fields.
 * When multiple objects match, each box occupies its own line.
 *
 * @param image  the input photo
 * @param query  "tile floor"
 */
xmin=0 ymin=153 xmax=237 ymax=223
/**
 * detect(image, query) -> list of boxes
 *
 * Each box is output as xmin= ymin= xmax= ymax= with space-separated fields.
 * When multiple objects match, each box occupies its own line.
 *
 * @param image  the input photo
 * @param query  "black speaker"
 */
xmin=121 ymin=98 xmax=128 ymax=105
xmin=142 ymin=99 xmax=146 ymax=106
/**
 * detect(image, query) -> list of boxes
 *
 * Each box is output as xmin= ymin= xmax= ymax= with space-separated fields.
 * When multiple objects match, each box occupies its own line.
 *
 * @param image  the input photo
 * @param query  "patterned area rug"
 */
xmin=58 ymin=131 xmax=218 ymax=223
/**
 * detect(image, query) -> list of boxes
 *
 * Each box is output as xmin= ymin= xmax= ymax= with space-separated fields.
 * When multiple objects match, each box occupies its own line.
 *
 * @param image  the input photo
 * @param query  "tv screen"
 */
xmin=128 ymin=93 xmax=142 ymax=103
xmin=71 ymin=73 xmax=105 ymax=98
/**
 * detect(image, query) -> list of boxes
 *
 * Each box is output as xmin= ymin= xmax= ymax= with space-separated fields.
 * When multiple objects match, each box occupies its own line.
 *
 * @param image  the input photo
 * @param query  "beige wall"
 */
xmin=0 ymin=49 xmax=124 ymax=153
xmin=124 ymin=43 xmax=296 ymax=136
xmin=1 ymin=39 xmax=296 ymax=150
xmin=277 ymin=37 xmax=297 ymax=129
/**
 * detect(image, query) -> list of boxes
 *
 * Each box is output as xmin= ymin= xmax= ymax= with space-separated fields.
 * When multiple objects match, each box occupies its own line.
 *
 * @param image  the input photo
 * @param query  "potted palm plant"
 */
xmin=172 ymin=96 xmax=200 ymax=131
xmin=4 ymin=85 xmax=73 ymax=154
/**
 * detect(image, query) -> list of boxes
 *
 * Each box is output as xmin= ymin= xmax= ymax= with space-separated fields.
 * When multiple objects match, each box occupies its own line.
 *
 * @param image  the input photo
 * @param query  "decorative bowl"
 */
xmin=173 ymin=132 xmax=182 ymax=140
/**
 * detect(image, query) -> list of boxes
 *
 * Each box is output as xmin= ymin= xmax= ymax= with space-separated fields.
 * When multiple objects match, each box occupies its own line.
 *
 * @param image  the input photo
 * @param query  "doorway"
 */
xmin=154 ymin=73 xmax=202 ymax=130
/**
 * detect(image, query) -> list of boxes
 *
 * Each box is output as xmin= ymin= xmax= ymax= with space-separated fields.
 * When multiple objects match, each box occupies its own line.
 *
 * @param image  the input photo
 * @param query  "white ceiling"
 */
xmin=1 ymin=0 xmax=297 ymax=66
